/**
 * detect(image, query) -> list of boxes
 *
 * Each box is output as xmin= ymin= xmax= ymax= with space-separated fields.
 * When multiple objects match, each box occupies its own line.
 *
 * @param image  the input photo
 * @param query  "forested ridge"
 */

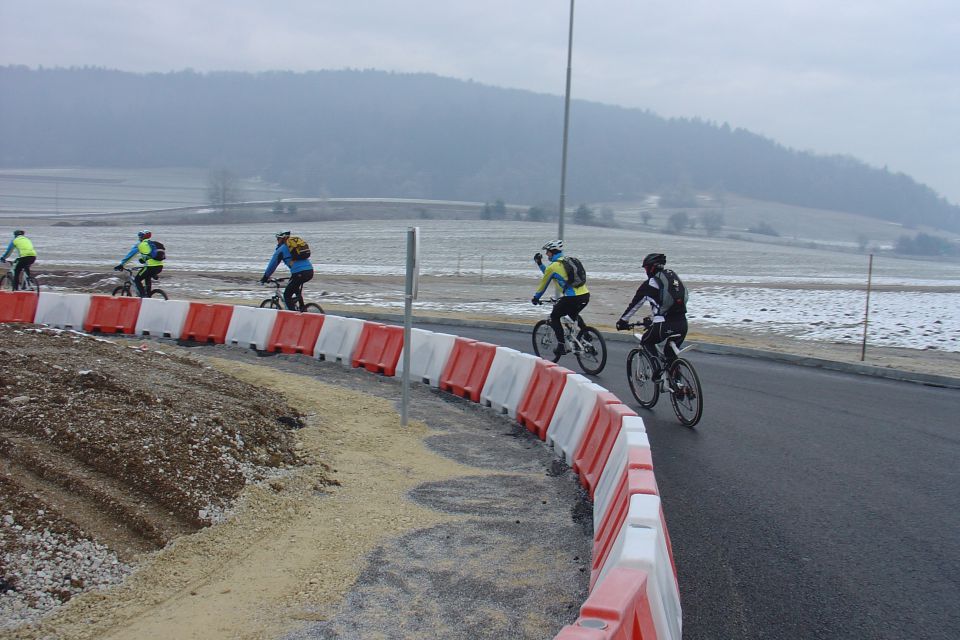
xmin=1 ymin=66 xmax=957 ymax=232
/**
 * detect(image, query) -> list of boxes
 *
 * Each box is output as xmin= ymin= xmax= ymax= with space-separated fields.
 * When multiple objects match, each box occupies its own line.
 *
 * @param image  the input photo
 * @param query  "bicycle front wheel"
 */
xmin=260 ymin=298 xmax=281 ymax=309
xmin=112 ymin=286 xmax=132 ymax=297
xmin=149 ymin=289 xmax=168 ymax=300
xmin=669 ymin=358 xmax=703 ymax=427
xmin=575 ymin=326 xmax=607 ymax=375
xmin=627 ymin=348 xmax=659 ymax=408
xmin=302 ymin=303 xmax=324 ymax=314
xmin=532 ymin=319 xmax=560 ymax=362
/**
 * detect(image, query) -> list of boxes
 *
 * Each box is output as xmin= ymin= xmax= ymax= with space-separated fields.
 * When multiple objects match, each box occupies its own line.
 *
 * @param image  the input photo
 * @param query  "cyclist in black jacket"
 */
xmin=615 ymin=253 xmax=688 ymax=381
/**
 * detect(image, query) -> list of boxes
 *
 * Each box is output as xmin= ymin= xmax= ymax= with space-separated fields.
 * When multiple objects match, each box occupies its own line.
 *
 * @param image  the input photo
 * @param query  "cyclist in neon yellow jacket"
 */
xmin=531 ymin=239 xmax=590 ymax=358
xmin=1 ymin=230 xmax=37 ymax=291
xmin=114 ymin=229 xmax=164 ymax=297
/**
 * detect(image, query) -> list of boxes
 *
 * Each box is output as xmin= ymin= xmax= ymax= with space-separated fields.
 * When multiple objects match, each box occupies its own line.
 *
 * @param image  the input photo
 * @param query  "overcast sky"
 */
xmin=2 ymin=0 xmax=958 ymax=203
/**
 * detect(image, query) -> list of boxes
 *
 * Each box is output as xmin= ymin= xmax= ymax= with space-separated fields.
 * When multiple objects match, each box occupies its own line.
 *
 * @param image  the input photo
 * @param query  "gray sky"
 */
xmin=2 ymin=0 xmax=958 ymax=203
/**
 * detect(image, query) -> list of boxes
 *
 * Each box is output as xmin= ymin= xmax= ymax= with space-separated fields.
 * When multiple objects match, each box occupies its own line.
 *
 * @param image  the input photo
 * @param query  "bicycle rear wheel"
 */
xmin=575 ymin=326 xmax=607 ymax=375
xmin=627 ymin=348 xmax=659 ymax=408
xmin=302 ymin=303 xmax=324 ymax=314
xmin=112 ymin=286 xmax=132 ymax=297
xmin=532 ymin=319 xmax=560 ymax=362
xmin=23 ymin=275 xmax=39 ymax=293
xmin=149 ymin=289 xmax=168 ymax=300
xmin=260 ymin=298 xmax=281 ymax=309
xmin=669 ymin=358 xmax=703 ymax=427
xmin=0 ymin=275 xmax=9 ymax=291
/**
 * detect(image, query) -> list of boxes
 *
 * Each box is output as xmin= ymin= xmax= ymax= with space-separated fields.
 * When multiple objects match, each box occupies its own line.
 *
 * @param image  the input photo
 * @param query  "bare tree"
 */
xmin=207 ymin=169 xmax=240 ymax=216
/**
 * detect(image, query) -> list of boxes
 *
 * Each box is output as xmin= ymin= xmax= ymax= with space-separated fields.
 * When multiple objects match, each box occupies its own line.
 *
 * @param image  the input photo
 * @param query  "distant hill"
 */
xmin=1 ymin=66 xmax=957 ymax=232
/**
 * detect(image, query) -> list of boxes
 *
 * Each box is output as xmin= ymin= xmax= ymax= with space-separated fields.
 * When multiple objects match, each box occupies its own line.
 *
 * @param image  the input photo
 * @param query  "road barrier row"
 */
xmin=0 ymin=289 xmax=681 ymax=640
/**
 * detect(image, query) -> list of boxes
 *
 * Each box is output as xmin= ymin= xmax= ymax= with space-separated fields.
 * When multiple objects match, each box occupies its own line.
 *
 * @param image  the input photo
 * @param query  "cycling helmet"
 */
xmin=138 ymin=229 xmax=152 ymax=240
xmin=275 ymin=230 xmax=291 ymax=239
xmin=13 ymin=230 xmax=24 ymax=237
xmin=642 ymin=252 xmax=666 ymax=269
xmin=541 ymin=239 xmax=563 ymax=252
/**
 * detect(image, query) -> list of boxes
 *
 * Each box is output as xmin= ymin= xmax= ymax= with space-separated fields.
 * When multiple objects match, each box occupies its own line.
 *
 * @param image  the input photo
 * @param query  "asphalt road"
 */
xmin=417 ymin=320 xmax=960 ymax=640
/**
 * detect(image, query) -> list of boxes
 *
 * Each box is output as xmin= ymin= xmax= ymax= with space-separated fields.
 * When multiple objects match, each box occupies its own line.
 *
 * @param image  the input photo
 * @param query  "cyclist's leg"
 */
xmin=661 ymin=316 xmax=689 ymax=368
xmin=12 ymin=258 xmax=23 ymax=291
xmin=568 ymin=292 xmax=590 ymax=328
xmin=17 ymin=256 xmax=35 ymax=289
xmin=640 ymin=322 xmax=667 ymax=379
xmin=146 ymin=265 xmax=162 ymax=295
xmin=284 ymin=270 xmax=313 ymax=310
xmin=134 ymin=267 xmax=149 ymax=297
xmin=550 ymin=297 xmax=571 ymax=342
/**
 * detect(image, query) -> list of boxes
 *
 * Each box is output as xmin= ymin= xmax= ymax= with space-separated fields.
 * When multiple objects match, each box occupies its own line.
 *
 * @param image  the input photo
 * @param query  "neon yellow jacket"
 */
xmin=2 ymin=236 xmax=37 ymax=260
xmin=120 ymin=239 xmax=163 ymax=267
xmin=533 ymin=253 xmax=589 ymax=298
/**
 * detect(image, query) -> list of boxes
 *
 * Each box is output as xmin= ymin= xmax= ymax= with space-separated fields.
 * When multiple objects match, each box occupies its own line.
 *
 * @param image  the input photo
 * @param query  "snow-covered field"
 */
xmin=19 ymin=219 xmax=960 ymax=352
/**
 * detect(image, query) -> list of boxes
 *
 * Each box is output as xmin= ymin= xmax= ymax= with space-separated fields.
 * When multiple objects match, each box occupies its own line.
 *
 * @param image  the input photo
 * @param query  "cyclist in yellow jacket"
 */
xmin=114 ymin=229 xmax=164 ymax=297
xmin=1 ymin=230 xmax=37 ymax=291
xmin=531 ymin=239 xmax=590 ymax=358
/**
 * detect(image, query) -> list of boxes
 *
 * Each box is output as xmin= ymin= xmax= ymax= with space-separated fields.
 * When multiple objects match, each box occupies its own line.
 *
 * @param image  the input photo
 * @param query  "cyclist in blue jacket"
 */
xmin=260 ymin=231 xmax=314 ymax=311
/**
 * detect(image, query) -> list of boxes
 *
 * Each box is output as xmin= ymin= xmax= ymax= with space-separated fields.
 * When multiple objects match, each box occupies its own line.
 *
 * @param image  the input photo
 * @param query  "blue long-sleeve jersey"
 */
xmin=262 ymin=243 xmax=313 ymax=279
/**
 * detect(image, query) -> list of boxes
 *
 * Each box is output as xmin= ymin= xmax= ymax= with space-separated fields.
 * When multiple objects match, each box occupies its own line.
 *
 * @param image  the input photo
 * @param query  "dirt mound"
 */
xmin=0 ymin=325 xmax=316 ymax=628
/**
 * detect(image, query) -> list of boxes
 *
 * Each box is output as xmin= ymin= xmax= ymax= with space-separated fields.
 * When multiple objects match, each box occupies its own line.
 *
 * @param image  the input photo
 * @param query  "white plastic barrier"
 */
xmin=313 ymin=314 xmax=365 ymax=364
xmin=225 ymin=305 xmax=279 ymax=350
xmin=135 ymin=298 xmax=191 ymax=338
xmin=395 ymin=328 xmax=457 ymax=387
xmin=592 ymin=419 xmax=650 ymax=530
xmin=479 ymin=347 xmax=538 ymax=417
xmin=545 ymin=374 xmax=610 ymax=466
xmin=34 ymin=292 xmax=92 ymax=330
xmin=593 ymin=493 xmax=682 ymax=640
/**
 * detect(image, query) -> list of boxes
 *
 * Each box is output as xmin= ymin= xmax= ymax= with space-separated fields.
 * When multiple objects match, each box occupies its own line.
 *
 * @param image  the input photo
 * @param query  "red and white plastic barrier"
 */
xmin=1 ymin=292 xmax=681 ymax=640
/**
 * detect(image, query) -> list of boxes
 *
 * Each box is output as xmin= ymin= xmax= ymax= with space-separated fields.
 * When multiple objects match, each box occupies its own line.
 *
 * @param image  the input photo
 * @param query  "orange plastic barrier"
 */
xmin=591 ymin=468 xmax=660 ymax=590
xmin=439 ymin=338 xmax=498 ymax=402
xmin=553 ymin=567 xmax=658 ymax=639
xmin=0 ymin=291 xmax=39 ymax=323
xmin=180 ymin=302 xmax=234 ymax=344
xmin=83 ymin=295 xmax=142 ymax=334
xmin=267 ymin=310 xmax=326 ymax=355
xmin=351 ymin=322 xmax=404 ymax=376
xmin=573 ymin=402 xmax=638 ymax=497
xmin=516 ymin=360 xmax=573 ymax=440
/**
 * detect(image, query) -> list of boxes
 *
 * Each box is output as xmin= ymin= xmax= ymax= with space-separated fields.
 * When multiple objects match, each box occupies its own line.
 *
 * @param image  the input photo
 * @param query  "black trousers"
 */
xmin=12 ymin=256 xmax=35 ymax=291
xmin=551 ymin=292 xmax=590 ymax=342
xmin=641 ymin=315 xmax=688 ymax=373
xmin=284 ymin=269 xmax=314 ymax=310
xmin=135 ymin=265 xmax=163 ymax=297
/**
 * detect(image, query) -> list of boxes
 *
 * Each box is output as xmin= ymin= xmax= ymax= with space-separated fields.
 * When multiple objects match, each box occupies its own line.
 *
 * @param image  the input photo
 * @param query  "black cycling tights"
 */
xmin=284 ymin=270 xmax=314 ymax=311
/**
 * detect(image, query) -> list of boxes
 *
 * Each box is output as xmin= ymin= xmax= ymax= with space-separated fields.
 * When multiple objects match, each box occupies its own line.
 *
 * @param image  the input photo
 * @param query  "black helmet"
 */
xmin=642 ymin=253 xmax=666 ymax=269
xmin=13 ymin=229 xmax=25 ymax=237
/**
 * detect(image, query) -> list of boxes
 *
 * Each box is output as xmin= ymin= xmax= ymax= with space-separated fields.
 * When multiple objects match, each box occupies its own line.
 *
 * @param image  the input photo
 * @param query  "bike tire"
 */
xmin=0 ymin=275 xmax=8 ymax=291
xmin=260 ymin=298 xmax=281 ymax=309
xmin=532 ymin=319 xmax=560 ymax=362
xmin=24 ymin=276 xmax=39 ymax=293
xmin=669 ymin=358 xmax=704 ymax=427
xmin=302 ymin=303 xmax=324 ymax=314
xmin=627 ymin=348 xmax=659 ymax=408
xmin=575 ymin=326 xmax=607 ymax=375
xmin=111 ymin=286 xmax=132 ymax=297
xmin=149 ymin=289 xmax=168 ymax=300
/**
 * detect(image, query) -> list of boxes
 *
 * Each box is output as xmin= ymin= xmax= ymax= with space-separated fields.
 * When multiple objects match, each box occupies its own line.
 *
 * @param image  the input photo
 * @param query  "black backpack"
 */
xmin=147 ymin=240 xmax=166 ymax=261
xmin=656 ymin=268 xmax=687 ymax=316
xmin=561 ymin=256 xmax=587 ymax=288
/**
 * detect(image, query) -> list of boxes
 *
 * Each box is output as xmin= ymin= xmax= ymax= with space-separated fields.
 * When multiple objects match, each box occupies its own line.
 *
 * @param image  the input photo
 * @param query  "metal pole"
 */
xmin=558 ymin=0 xmax=575 ymax=242
xmin=860 ymin=253 xmax=873 ymax=362
xmin=400 ymin=227 xmax=415 ymax=426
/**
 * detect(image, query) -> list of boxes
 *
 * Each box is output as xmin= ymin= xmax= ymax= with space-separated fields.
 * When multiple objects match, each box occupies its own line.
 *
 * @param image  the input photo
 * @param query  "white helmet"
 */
xmin=541 ymin=239 xmax=563 ymax=252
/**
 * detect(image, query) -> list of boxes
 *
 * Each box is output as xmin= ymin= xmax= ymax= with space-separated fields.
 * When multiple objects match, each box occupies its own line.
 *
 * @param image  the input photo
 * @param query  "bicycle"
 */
xmin=259 ymin=277 xmax=324 ymax=313
xmin=0 ymin=259 xmax=40 ymax=293
xmin=111 ymin=266 xmax=168 ymax=299
xmin=624 ymin=321 xmax=703 ymax=427
xmin=531 ymin=298 xmax=607 ymax=375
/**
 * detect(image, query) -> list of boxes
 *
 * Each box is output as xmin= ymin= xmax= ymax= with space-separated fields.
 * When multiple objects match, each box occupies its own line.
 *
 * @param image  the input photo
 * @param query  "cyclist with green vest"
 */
xmin=114 ymin=229 xmax=164 ymax=297
xmin=1 ymin=230 xmax=38 ymax=291
xmin=531 ymin=239 xmax=590 ymax=358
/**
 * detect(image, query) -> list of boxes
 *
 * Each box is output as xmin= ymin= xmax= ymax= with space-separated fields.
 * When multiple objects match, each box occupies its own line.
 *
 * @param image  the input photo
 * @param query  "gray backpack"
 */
xmin=561 ymin=256 xmax=587 ymax=288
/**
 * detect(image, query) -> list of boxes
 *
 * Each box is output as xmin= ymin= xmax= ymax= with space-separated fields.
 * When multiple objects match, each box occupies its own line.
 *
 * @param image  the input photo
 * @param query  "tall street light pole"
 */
xmin=558 ymin=0 xmax=575 ymax=242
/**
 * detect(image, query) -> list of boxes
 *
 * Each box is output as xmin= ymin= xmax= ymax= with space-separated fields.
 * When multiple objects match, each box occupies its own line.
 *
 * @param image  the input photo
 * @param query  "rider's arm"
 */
xmin=118 ymin=244 xmax=139 ymax=266
xmin=533 ymin=261 xmax=566 ymax=299
xmin=0 ymin=240 xmax=12 ymax=261
xmin=619 ymin=278 xmax=659 ymax=323
xmin=262 ymin=245 xmax=284 ymax=280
